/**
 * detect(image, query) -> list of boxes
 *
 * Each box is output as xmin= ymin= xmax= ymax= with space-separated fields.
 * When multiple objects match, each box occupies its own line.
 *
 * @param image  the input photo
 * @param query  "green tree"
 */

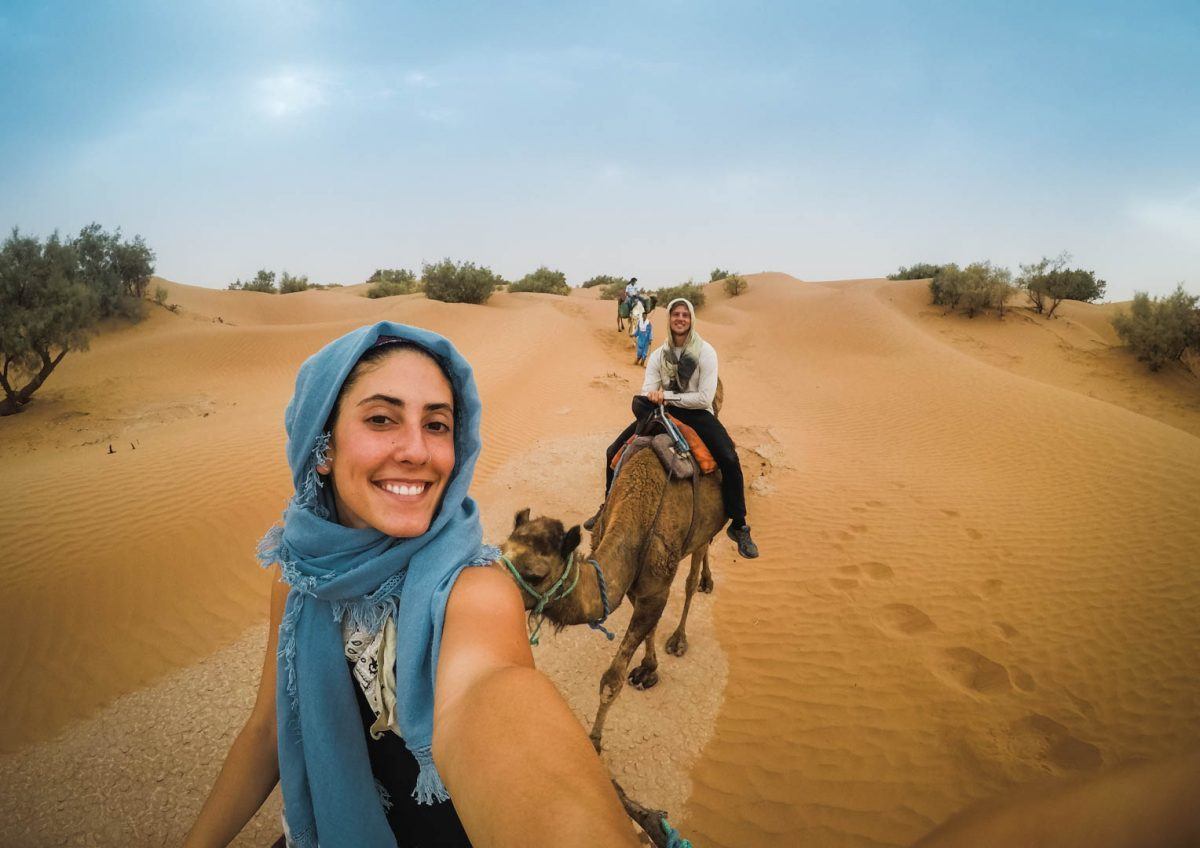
xmin=599 ymin=280 xmax=627 ymax=300
xmin=930 ymin=262 xmax=1013 ymax=318
xmin=279 ymin=271 xmax=310 ymax=293
xmin=581 ymin=274 xmax=623 ymax=289
xmin=1111 ymin=286 xmax=1200 ymax=371
xmin=421 ymin=259 xmax=500 ymax=304
xmin=510 ymin=266 xmax=569 ymax=295
xmin=709 ymin=268 xmax=733 ymax=282
xmin=656 ymin=281 xmax=707 ymax=310
xmin=723 ymin=275 xmax=748 ymax=296
xmin=73 ymin=223 xmax=154 ymax=319
xmin=889 ymin=262 xmax=946 ymax=281
xmin=230 ymin=269 xmax=277 ymax=293
xmin=1020 ymin=254 xmax=1107 ymax=318
xmin=0 ymin=230 xmax=100 ymax=415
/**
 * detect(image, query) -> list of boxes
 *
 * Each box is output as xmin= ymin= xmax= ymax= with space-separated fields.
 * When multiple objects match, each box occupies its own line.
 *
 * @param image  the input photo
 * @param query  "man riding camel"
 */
xmin=586 ymin=297 xmax=760 ymax=559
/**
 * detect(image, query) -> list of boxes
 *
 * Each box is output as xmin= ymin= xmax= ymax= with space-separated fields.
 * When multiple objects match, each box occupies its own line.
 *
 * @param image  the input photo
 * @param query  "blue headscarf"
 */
xmin=256 ymin=321 xmax=495 ymax=848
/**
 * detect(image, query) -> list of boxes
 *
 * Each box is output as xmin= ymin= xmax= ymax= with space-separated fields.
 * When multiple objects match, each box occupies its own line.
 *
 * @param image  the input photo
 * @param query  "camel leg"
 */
xmin=665 ymin=549 xmax=705 ymax=657
xmin=590 ymin=593 xmax=668 ymax=752
xmin=612 ymin=779 xmax=671 ymax=848
xmin=699 ymin=546 xmax=714 ymax=594
xmin=628 ymin=623 xmax=660 ymax=690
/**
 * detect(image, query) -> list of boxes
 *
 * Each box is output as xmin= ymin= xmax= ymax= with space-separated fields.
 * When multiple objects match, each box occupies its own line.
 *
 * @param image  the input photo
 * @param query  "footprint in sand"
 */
xmin=941 ymin=509 xmax=960 ymax=518
xmin=993 ymin=621 xmax=1020 ymax=640
xmin=933 ymin=647 xmax=1011 ymax=695
xmin=877 ymin=603 xmax=936 ymax=635
xmin=966 ymin=527 xmax=984 ymax=540
xmin=1011 ymin=666 xmax=1037 ymax=692
xmin=829 ymin=577 xmax=859 ymax=591
xmin=1010 ymin=713 xmax=1103 ymax=771
xmin=979 ymin=578 xmax=1004 ymax=596
xmin=866 ymin=500 xmax=885 ymax=508
xmin=851 ymin=506 xmax=867 ymax=514
xmin=859 ymin=561 xmax=893 ymax=580
xmin=849 ymin=524 xmax=868 ymax=534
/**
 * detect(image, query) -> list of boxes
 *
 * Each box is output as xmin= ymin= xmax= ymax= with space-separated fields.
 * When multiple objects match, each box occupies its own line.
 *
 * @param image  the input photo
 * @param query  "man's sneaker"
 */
xmin=727 ymin=523 xmax=760 ymax=558
xmin=583 ymin=503 xmax=605 ymax=532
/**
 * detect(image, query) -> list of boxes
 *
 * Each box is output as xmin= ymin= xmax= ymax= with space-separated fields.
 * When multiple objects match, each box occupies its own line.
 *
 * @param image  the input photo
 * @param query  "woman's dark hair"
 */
xmin=325 ymin=338 xmax=460 ymax=433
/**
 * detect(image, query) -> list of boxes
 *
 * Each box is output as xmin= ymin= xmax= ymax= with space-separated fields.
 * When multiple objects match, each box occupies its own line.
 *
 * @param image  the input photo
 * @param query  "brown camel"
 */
xmin=501 ymin=441 xmax=726 ymax=752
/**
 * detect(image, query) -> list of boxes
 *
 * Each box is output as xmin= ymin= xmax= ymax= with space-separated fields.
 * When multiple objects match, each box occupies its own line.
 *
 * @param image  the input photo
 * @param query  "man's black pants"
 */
xmin=604 ymin=395 xmax=746 ymax=525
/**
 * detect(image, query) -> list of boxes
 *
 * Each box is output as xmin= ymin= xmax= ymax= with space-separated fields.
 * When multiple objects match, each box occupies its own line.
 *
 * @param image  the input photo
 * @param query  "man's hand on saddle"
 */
xmin=644 ymin=389 xmax=666 ymax=405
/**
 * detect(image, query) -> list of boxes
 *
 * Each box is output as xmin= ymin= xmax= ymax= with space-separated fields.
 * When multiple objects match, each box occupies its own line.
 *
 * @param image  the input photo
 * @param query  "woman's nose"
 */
xmin=390 ymin=422 xmax=430 ymax=464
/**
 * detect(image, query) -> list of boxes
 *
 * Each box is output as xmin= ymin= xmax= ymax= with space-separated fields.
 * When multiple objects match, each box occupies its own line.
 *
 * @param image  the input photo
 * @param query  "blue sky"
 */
xmin=1 ymin=0 xmax=1196 ymax=299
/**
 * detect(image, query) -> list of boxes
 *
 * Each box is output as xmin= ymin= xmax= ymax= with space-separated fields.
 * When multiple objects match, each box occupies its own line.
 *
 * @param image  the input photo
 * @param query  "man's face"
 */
xmin=670 ymin=304 xmax=692 ymax=337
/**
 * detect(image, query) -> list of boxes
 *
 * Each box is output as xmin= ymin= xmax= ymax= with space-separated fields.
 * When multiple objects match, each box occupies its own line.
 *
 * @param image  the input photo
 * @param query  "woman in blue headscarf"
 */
xmin=185 ymin=322 xmax=636 ymax=848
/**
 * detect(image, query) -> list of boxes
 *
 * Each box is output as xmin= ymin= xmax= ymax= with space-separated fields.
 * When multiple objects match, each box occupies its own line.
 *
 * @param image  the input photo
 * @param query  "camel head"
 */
xmin=500 ymin=508 xmax=582 ymax=612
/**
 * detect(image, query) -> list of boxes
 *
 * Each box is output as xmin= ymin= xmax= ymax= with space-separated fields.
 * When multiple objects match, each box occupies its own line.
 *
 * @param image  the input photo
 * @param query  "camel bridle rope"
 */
xmin=499 ymin=551 xmax=614 ymax=646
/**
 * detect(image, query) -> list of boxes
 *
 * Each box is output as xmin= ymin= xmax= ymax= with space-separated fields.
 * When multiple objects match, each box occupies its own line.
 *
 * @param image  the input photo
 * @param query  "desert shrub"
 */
xmin=510 ymin=266 xmax=569 ymax=295
xmin=1111 ymin=285 xmax=1200 ymax=371
xmin=599 ymin=280 xmax=627 ymax=300
xmin=153 ymin=284 xmax=168 ymax=305
xmin=1019 ymin=254 xmax=1107 ymax=318
xmin=366 ymin=268 xmax=420 ymax=298
xmin=581 ymin=274 xmax=623 ymax=290
xmin=889 ymin=262 xmax=946 ymax=281
xmin=230 ymin=269 xmax=277 ymax=293
xmin=657 ymin=281 xmax=707 ymax=310
xmin=1 ymin=225 xmax=155 ymax=415
xmin=367 ymin=268 xmax=418 ymax=287
xmin=279 ymin=272 xmax=309 ymax=294
xmin=930 ymin=262 xmax=1014 ymax=318
xmin=723 ymin=274 xmax=748 ymax=297
xmin=421 ymin=258 xmax=500 ymax=304
xmin=710 ymin=267 xmax=733 ymax=282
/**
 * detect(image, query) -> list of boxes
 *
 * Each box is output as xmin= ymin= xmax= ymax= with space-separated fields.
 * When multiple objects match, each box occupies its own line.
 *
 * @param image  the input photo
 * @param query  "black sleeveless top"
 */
xmin=351 ymin=667 xmax=472 ymax=848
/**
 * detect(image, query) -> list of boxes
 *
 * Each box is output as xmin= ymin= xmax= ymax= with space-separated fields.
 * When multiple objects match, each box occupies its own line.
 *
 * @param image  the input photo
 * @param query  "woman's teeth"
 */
xmin=380 ymin=482 xmax=426 ymax=496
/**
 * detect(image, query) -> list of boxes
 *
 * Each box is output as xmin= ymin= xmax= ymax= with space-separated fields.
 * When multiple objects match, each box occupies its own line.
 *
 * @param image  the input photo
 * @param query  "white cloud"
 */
xmin=255 ymin=69 xmax=328 ymax=118
xmin=1130 ymin=187 xmax=1200 ymax=244
xmin=403 ymin=70 xmax=435 ymax=88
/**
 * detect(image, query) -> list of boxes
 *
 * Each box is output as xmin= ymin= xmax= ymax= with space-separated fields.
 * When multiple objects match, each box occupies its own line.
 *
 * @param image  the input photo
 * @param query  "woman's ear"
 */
xmin=316 ymin=447 xmax=334 ymax=476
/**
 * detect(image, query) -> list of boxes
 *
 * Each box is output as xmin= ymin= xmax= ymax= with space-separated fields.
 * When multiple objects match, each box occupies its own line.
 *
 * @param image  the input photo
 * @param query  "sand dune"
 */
xmin=1 ymin=273 xmax=1198 ymax=846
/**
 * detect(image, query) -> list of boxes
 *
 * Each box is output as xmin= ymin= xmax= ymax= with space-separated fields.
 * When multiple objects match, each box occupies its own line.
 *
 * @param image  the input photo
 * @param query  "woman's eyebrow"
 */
xmin=356 ymin=394 xmax=453 ymax=413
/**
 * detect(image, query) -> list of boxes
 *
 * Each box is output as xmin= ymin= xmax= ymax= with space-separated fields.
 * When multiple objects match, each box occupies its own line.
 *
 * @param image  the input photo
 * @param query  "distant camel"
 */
xmin=501 ymin=385 xmax=728 ymax=751
xmin=627 ymin=294 xmax=657 ymax=338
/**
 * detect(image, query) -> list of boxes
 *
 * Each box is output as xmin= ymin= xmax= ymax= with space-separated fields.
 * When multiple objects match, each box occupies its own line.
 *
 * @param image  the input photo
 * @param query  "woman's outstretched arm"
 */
xmin=184 ymin=568 xmax=290 ymax=848
xmin=433 ymin=564 xmax=639 ymax=847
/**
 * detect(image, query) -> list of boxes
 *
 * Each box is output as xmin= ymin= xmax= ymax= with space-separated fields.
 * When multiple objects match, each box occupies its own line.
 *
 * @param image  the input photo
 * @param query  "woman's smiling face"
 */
xmin=323 ymin=348 xmax=456 ymax=538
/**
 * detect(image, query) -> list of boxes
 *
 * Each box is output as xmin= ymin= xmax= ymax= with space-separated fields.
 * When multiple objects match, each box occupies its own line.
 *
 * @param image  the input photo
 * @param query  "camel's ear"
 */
xmin=513 ymin=508 xmax=531 ymax=529
xmin=561 ymin=525 xmax=582 ymax=560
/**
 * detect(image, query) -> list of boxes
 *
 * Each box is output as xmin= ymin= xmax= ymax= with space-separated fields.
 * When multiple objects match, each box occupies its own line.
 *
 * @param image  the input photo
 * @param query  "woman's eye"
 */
xmin=366 ymin=415 xmax=393 ymax=426
xmin=426 ymin=421 xmax=451 ymax=433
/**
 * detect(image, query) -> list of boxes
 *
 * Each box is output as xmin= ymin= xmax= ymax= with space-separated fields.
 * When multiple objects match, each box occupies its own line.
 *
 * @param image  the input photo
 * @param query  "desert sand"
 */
xmin=1 ymin=273 xmax=1198 ymax=847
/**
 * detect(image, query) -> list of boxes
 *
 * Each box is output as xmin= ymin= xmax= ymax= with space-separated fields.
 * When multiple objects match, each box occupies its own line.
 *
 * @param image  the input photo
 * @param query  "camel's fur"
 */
xmin=502 ymin=447 xmax=726 ymax=751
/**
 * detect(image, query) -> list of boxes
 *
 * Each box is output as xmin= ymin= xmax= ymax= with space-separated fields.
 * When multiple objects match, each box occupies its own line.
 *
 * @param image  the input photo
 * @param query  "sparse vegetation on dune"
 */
xmin=889 ymin=262 xmax=946 ymax=281
xmin=930 ymin=262 xmax=1015 ymax=318
xmin=723 ymin=275 xmax=748 ymax=297
xmin=1019 ymin=254 xmax=1106 ymax=318
xmin=365 ymin=268 xmax=420 ymax=298
xmin=510 ymin=266 xmax=569 ymax=295
xmin=421 ymin=258 xmax=502 ymax=304
xmin=1112 ymin=285 xmax=1200 ymax=372
xmin=709 ymin=267 xmax=733 ymax=282
xmin=581 ymin=274 xmax=624 ymax=290
xmin=656 ymin=281 xmax=707 ymax=310
xmin=229 ymin=269 xmax=311 ymax=294
xmin=599 ymin=280 xmax=626 ymax=300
